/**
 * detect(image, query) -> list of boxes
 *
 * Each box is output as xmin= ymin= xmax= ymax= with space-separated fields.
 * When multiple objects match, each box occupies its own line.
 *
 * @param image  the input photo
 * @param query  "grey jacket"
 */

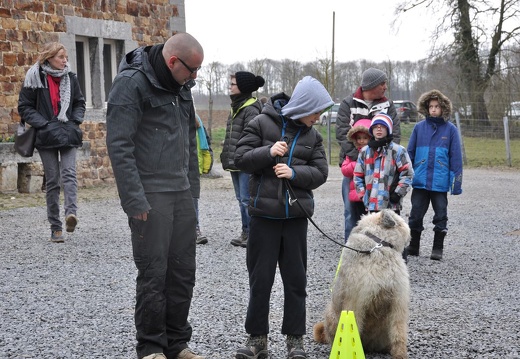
xmin=106 ymin=46 xmax=199 ymax=217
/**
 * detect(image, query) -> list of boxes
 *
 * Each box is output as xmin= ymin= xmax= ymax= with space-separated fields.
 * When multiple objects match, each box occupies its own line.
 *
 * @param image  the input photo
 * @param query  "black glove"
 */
xmin=390 ymin=192 xmax=401 ymax=203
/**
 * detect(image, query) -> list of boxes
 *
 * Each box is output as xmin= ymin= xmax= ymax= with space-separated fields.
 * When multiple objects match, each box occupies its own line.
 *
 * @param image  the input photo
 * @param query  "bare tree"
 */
xmin=398 ymin=0 xmax=520 ymax=123
xmin=196 ymin=61 xmax=226 ymax=137
xmin=279 ymin=59 xmax=303 ymax=94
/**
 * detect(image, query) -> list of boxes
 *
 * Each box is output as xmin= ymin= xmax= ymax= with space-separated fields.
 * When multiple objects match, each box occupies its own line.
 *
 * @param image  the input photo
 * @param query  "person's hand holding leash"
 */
xmin=271 ymin=141 xmax=292 ymax=179
xmin=273 ymin=163 xmax=293 ymax=179
xmin=270 ymin=140 xmax=288 ymax=157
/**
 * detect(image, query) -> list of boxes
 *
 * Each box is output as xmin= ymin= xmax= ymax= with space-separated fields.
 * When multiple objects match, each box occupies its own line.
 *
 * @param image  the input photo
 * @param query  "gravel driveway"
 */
xmin=0 ymin=166 xmax=519 ymax=358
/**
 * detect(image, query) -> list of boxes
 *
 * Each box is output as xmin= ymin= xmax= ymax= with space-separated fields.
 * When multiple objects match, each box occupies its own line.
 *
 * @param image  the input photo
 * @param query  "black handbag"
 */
xmin=15 ymin=90 xmax=40 ymax=157
xmin=14 ymin=121 xmax=36 ymax=157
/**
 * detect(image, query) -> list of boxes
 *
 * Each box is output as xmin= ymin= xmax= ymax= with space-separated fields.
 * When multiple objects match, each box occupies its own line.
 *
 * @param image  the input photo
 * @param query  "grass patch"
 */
xmin=209 ymin=123 xmax=520 ymax=169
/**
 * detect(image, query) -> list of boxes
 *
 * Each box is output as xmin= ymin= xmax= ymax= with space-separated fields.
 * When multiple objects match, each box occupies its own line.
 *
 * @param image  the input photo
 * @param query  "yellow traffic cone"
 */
xmin=329 ymin=310 xmax=365 ymax=359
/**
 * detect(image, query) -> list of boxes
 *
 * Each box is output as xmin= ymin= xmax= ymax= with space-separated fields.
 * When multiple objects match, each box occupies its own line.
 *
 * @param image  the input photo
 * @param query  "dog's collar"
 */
xmin=365 ymin=233 xmax=394 ymax=250
xmin=345 ymin=232 xmax=395 ymax=255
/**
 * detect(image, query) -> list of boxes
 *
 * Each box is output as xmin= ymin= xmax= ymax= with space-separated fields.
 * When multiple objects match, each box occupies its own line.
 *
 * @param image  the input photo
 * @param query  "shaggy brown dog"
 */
xmin=314 ymin=210 xmax=410 ymax=359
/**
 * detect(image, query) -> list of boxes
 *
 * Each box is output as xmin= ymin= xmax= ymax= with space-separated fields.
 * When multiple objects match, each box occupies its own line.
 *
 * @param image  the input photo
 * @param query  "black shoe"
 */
xmin=196 ymin=228 xmax=208 ymax=245
xmin=407 ymin=245 xmax=419 ymax=256
xmin=231 ymin=231 xmax=248 ymax=248
xmin=430 ymin=249 xmax=443 ymax=260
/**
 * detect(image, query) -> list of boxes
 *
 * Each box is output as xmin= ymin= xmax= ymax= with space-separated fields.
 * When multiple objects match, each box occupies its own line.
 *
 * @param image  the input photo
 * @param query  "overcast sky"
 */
xmin=185 ymin=0 xmax=437 ymax=65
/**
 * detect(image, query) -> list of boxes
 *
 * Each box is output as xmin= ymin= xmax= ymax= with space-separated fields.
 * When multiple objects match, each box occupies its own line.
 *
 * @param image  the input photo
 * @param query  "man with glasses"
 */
xmin=106 ymin=33 xmax=205 ymax=359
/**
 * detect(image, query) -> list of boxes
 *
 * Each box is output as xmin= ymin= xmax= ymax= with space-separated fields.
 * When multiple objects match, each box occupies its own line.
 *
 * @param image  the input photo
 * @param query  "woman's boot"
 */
xmin=430 ymin=231 xmax=446 ymax=260
xmin=407 ymin=230 xmax=421 ymax=256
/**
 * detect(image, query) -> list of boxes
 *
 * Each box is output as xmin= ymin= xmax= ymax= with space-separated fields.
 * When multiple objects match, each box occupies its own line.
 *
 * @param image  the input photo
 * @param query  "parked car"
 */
xmin=507 ymin=101 xmax=520 ymax=121
xmin=320 ymin=103 xmax=340 ymax=125
xmin=394 ymin=100 xmax=419 ymax=123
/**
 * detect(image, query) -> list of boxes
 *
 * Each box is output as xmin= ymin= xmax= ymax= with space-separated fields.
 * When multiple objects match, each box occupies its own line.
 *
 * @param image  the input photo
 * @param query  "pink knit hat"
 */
xmin=347 ymin=119 xmax=372 ymax=142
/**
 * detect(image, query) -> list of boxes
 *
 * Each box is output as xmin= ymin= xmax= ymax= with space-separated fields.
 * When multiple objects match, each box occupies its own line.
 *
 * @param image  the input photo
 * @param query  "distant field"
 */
xmin=209 ymin=122 xmax=520 ymax=169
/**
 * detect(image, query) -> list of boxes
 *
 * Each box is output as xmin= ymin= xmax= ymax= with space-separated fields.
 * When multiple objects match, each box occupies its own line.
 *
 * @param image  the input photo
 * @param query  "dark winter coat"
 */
xmin=234 ymin=93 xmax=328 ymax=219
xmin=105 ymin=45 xmax=199 ymax=217
xmin=336 ymin=87 xmax=398 ymax=165
xmin=18 ymin=70 xmax=85 ymax=150
xmin=220 ymin=96 xmax=263 ymax=171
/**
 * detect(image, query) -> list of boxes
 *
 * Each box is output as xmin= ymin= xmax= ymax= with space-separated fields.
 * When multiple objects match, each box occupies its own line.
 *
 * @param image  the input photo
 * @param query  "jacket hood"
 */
xmin=417 ymin=89 xmax=452 ymax=119
xmin=262 ymin=92 xmax=313 ymax=135
xmin=281 ymin=76 xmax=333 ymax=120
xmin=347 ymin=119 xmax=372 ymax=143
xmin=118 ymin=46 xmax=147 ymax=73
xmin=263 ymin=92 xmax=290 ymax=120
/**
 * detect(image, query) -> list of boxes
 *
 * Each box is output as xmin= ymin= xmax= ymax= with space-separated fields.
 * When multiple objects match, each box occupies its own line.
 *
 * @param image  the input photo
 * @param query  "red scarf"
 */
xmin=47 ymin=74 xmax=61 ymax=116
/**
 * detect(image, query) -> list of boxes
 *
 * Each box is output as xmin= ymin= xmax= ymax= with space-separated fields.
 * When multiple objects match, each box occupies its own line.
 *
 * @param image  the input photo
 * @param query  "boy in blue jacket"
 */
xmin=406 ymin=89 xmax=463 ymax=260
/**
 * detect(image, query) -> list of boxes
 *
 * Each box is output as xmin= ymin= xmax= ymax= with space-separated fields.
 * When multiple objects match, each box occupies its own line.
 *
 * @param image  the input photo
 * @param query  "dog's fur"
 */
xmin=313 ymin=210 xmax=411 ymax=359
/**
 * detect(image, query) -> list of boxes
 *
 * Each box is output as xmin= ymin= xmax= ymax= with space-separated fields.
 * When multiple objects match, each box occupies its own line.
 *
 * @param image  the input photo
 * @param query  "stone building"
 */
xmin=0 ymin=0 xmax=186 ymax=192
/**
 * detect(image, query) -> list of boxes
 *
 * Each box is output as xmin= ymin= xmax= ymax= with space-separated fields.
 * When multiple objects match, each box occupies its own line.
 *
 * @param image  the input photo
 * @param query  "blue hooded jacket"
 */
xmin=407 ymin=90 xmax=463 ymax=194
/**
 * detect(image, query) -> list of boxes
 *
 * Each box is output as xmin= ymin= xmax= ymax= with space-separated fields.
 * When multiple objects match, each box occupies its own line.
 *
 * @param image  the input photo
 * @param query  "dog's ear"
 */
xmin=380 ymin=209 xmax=397 ymax=228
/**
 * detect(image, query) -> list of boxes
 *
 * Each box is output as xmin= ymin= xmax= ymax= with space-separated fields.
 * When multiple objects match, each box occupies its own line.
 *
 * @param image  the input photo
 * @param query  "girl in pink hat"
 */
xmin=340 ymin=118 xmax=371 ymax=240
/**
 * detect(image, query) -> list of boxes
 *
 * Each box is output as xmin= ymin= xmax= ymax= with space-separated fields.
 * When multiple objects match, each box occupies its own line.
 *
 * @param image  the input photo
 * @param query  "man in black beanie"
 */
xmin=220 ymin=71 xmax=265 ymax=248
xmin=335 ymin=67 xmax=399 ymax=243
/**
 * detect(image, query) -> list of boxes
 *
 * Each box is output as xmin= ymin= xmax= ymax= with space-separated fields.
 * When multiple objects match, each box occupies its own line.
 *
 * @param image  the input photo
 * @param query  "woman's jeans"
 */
xmin=38 ymin=147 xmax=77 ymax=232
xmin=230 ymin=171 xmax=250 ymax=234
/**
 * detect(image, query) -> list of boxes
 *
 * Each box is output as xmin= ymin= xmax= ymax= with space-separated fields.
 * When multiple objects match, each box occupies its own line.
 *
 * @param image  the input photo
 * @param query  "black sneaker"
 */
xmin=287 ymin=335 xmax=306 ymax=358
xmin=236 ymin=335 xmax=268 ymax=359
xmin=196 ymin=228 xmax=208 ymax=245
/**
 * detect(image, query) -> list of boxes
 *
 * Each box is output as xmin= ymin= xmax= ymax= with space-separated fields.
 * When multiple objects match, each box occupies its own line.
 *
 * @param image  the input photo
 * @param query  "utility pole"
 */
xmin=328 ymin=11 xmax=336 ymax=165
xmin=332 ymin=11 xmax=335 ymax=100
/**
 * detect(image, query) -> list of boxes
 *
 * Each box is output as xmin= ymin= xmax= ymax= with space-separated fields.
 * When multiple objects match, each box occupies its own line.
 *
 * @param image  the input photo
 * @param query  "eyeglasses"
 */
xmin=176 ymin=57 xmax=201 ymax=74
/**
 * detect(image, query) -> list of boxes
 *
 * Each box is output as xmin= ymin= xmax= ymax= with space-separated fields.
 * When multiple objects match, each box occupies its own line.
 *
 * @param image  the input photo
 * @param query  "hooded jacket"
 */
xmin=18 ymin=68 xmax=85 ymax=150
xmin=353 ymin=137 xmax=413 ymax=212
xmin=407 ymin=89 xmax=463 ymax=194
xmin=234 ymin=88 xmax=329 ymax=219
xmin=106 ymin=46 xmax=199 ymax=217
xmin=336 ymin=87 xmax=398 ymax=165
xmin=341 ymin=119 xmax=372 ymax=202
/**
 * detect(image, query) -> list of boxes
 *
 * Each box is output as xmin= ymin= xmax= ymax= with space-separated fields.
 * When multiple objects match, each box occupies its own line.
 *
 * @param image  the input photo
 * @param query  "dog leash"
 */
xmin=275 ymin=136 xmax=388 ymax=253
xmin=279 ymin=170 xmax=387 ymax=254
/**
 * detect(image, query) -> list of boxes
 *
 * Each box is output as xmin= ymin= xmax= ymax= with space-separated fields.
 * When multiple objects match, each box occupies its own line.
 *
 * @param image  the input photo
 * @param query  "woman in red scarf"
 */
xmin=18 ymin=42 xmax=86 ymax=243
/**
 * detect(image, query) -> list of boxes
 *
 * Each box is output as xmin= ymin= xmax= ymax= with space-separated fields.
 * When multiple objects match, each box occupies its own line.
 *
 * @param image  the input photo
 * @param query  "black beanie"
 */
xmin=235 ymin=71 xmax=265 ymax=94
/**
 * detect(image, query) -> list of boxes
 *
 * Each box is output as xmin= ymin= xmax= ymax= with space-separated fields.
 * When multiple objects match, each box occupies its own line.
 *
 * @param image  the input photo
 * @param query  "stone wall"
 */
xmin=0 ymin=0 xmax=186 ymax=189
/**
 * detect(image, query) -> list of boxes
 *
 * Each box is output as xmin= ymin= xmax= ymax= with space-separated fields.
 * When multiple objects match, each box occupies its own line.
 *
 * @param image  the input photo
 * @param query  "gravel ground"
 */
xmin=0 ymin=166 xmax=519 ymax=359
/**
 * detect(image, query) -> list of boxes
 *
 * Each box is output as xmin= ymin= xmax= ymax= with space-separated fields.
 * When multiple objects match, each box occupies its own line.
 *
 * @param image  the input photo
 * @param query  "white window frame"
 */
xmin=103 ymin=39 xmax=119 ymax=103
xmin=75 ymin=36 xmax=92 ymax=108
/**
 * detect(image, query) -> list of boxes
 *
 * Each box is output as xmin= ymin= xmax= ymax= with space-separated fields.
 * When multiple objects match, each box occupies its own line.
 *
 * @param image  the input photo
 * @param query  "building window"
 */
xmin=74 ymin=37 xmax=122 ymax=108
xmin=103 ymin=40 xmax=119 ymax=102
xmin=75 ymin=37 xmax=92 ymax=108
